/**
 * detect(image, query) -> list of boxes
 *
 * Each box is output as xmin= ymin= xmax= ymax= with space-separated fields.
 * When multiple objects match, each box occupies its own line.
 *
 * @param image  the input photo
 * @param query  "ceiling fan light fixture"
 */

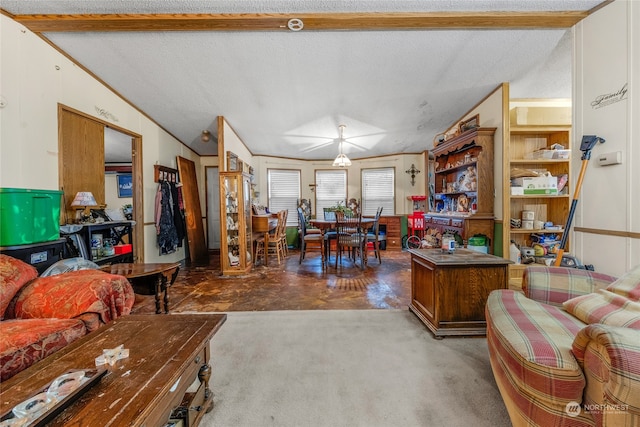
xmin=332 ymin=153 xmax=352 ymax=167
xmin=332 ymin=124 xmax=351 ymax=167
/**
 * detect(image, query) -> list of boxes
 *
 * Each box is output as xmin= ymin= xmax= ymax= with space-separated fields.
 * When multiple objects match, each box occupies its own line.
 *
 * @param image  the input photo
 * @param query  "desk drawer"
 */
xmin=432 ymin=217 xmax=450 ymax=226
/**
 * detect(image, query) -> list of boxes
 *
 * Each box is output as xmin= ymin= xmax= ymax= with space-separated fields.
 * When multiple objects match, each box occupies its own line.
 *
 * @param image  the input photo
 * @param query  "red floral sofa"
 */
xmin=486 ymin=265 xmax=640 ymax=426
xmin=0 ymin=254 xmax=135 ymax=381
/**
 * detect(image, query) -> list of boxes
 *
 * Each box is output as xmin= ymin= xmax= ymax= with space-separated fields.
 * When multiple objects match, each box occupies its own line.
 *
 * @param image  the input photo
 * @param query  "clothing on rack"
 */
xmin=170 ymin=182 xmax=185 ymax=247
xmin=155 ymin=181 xmax=179 ymax=255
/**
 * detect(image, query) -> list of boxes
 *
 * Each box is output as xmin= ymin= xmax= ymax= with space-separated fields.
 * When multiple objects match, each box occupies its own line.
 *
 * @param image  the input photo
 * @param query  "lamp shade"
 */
xmin=332 ymin=153 xmax=352 ymax=167
xmin=71 ymin=192 xmax=98 ymax=207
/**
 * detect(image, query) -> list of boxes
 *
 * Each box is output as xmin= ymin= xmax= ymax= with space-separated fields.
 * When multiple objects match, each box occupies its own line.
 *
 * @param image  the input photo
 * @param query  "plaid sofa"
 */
xmin=486 ymin=265 xmax=640 ymax=426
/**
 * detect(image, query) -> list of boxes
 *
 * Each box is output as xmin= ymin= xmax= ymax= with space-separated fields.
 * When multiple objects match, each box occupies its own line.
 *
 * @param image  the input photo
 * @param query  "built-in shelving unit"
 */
xmin=504 ymin=101 xmax=572 ymax=288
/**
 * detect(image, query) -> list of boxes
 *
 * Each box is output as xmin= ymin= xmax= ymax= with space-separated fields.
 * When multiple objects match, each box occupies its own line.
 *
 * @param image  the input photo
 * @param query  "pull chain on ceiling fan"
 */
xmin=332 ymin=124 xmax=352 ymax=167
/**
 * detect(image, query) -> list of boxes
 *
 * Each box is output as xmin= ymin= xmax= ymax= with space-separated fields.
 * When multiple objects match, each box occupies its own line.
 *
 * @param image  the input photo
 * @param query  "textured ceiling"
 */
xmin=1 ymin=1 xmax=607 ymax=161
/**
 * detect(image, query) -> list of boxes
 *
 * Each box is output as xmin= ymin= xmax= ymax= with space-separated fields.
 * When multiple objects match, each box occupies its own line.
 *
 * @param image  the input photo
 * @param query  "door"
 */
xmin=206 ymin=166 xmax=221 ymax=250
xmin=177 ymin=156 xmax=208 ymax=264
xmin=59 ymin=108 xmax=105 ymax=222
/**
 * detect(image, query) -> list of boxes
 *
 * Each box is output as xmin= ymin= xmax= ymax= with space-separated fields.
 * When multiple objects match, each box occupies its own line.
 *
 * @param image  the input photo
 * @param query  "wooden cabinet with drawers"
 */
xmin=378 ymin=215 xmax=402 ymax=250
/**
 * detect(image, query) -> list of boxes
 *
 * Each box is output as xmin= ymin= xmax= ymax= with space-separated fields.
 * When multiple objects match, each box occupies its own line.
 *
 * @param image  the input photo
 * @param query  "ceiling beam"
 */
xmin=9 ymin=11 xmax=589 ymax=33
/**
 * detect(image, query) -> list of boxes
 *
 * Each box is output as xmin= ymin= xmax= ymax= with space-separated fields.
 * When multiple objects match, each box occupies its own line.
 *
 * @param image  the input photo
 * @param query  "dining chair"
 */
xmin=255 ymin=210 xmax=287 ymax=265
xmin=366 ymin=207 xmax=383 ymax=264
xmin=279 ymin=209 xmax=289 ymax=257
xmin=334 ymin=211 xmax=366 ymax=270
xmin=322 ymin=208 xmax=338 ymax=261
xmin=298 ymin=208 xmax=325 ymax=266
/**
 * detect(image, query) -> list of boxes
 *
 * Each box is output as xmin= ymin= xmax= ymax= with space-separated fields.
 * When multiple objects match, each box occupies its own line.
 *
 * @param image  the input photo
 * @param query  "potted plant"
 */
xmin=328 ymin=201 xmax=353 ymax=216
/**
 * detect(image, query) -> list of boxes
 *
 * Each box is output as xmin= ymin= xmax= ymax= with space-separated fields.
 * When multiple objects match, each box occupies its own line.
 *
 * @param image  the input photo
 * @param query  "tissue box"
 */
xmin=512 ymin=176 xmax=558 ymax=195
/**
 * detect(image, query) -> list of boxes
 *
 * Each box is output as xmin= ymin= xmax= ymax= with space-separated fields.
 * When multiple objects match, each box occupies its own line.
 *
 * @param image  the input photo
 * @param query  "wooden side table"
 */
xmin=408 ymin=248 xmax=511 ymax=338
xmin=102 ymin=262 xmax=180 ymax=314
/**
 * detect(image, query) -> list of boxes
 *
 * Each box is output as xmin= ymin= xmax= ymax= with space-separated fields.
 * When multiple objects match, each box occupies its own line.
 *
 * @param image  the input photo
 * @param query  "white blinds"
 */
xmin=361 ymin=167 xmax=395 ymax=216
xmin=315 ymin=170 xmax=347 ymax=216
xmin=267 ymin=169 xmax=300 ymax=226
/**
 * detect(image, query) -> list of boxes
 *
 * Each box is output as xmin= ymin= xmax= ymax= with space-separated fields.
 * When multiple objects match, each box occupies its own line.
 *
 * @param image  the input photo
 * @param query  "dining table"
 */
xmin=309 ymin=217 xmax=375 ymax=267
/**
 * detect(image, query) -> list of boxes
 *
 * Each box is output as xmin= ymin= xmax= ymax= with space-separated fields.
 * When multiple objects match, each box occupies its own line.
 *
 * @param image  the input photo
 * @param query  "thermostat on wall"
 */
xmin=597 ymin=151 xmax=622 ymax=166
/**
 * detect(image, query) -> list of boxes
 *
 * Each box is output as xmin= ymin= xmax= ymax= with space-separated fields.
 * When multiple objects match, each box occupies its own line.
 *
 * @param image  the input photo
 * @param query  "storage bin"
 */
xmin=0 ymin=188 xmax=63 ymax=246
xmin=114 ymin=244 xmax=132 ymax=255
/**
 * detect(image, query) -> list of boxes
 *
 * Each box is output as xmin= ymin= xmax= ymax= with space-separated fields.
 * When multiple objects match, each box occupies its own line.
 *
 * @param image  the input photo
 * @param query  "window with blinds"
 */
xmin=267 ymin=169 xmax=300 ymax=226
xmin=361 ymin=167 xmax=395 ymax=216
xmin=315 ymin=170 xmax=347 ymax=217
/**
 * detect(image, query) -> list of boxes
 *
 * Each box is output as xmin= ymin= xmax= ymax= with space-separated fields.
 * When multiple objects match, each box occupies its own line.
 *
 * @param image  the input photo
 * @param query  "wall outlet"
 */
xmin=597 ymin=151 xmax=622 ymax=166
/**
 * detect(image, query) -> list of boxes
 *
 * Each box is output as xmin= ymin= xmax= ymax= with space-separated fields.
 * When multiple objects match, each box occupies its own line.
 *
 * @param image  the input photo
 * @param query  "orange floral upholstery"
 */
xmin=0 ymin=255 xmax=134 ymax=381
xmin=0 ymin=254 xmax=38 ymax=319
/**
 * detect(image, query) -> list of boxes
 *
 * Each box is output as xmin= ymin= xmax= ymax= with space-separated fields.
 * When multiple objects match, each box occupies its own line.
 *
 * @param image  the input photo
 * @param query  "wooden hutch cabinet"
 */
xmin=219 ymin=171 xmax=252 ymax=275
xmin=427 ymin=127 xmax=496 ymax=253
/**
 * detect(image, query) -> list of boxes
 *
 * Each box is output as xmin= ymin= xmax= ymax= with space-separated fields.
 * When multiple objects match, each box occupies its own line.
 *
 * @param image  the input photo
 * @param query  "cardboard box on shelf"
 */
xmin=526 ymin=149 xmax=571 ymax=160
xmin=512 ymin=174 xmax=558 ymax=195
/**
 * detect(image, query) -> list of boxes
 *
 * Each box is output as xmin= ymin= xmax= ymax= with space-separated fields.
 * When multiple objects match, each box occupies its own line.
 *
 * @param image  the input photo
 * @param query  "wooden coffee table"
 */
xmin=103 ymin=262 xmax=180 ymax=314
xmin=0 ymin=314 xmax=226 ymax=427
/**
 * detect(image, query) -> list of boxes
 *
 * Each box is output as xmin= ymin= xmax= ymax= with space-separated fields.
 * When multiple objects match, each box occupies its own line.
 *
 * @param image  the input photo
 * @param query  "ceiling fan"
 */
xmin=299 ymin=124 xmax=370 ymax=154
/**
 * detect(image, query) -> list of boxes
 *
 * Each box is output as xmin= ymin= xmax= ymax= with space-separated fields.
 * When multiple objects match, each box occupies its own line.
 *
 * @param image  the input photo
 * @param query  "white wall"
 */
xmin=0 ymin=15 xmax=198 ymax=264
xmin=252 ymin=153 xmax=425 ymax=217
xmin=573 ymin=0 xmax=639 ymax=275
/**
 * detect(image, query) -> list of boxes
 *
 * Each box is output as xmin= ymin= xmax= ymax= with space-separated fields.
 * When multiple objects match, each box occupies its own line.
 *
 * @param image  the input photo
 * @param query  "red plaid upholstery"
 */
xmin=487 ymin=265 xmax=640 ymax=427
xmin=573 ymin=324 xmax=640 ymax=425
xmin=522 ymin=266 xmax=617 ymax=307
xmin=564 ymin=290 xmax=640 ymax=329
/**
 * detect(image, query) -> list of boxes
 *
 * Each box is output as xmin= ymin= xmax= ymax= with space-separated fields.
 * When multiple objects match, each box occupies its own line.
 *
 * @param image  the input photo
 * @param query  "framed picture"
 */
xmin=117 ymin=174 xmax=133 ymax=198
xmin=459 ymin=114 xmax=480 ymax=133
xmin=227 ymin=151 xmax=238 ymax=171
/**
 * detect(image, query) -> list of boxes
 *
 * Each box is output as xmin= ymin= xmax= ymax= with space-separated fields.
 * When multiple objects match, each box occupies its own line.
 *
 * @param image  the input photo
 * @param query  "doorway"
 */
xmin=206 ymin=166 xmax=220 ymax=250
xmin=58 ymin=105 xmax=144 ymax=262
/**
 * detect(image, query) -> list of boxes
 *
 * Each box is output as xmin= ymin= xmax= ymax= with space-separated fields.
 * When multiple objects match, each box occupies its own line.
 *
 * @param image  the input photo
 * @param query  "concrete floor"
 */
xmin=131 ymin=249 xmax=412 ymax=314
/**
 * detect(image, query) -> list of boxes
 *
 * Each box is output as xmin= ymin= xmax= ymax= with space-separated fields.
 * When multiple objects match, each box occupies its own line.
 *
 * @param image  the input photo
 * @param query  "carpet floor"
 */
xmin=199 ymin=309 xmax=510 ymax=427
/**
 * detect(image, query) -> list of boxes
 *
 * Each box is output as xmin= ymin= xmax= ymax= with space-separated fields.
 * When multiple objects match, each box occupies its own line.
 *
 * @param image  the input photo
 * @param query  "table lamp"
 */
xmin=71 ymin=191 xmax=98 ymax=223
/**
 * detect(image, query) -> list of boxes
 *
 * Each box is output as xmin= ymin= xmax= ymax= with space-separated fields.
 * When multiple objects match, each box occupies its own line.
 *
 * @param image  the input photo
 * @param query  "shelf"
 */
xmin=435 ymin=191 xmax=477 ymax=197
xmin=509 ymin=229 xmax=564 ymax=234
xmin=434 ymin=161 xmax=477 ymax=175
xmin=510 ymin=194 xmax=569 ymax=199
xmin=510 ymin=159 xmax=570 ymax=164
xmin=92 ymin=253 xmax=133 ymax=265
xmin=505 ymin=104 xmax=571 ymax=262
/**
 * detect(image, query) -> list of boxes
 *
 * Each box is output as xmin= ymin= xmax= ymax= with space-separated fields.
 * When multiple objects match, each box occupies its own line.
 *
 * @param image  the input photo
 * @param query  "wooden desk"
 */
xmin=102 ymin=262 xmax=180 ymax=314
xmin=0 ymin=314 xmax=226 ymax=427
xmin=408 ymin=248 xmax=511 ymax=338
xmin=252 ymin=214 xmax=278 ymax=266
